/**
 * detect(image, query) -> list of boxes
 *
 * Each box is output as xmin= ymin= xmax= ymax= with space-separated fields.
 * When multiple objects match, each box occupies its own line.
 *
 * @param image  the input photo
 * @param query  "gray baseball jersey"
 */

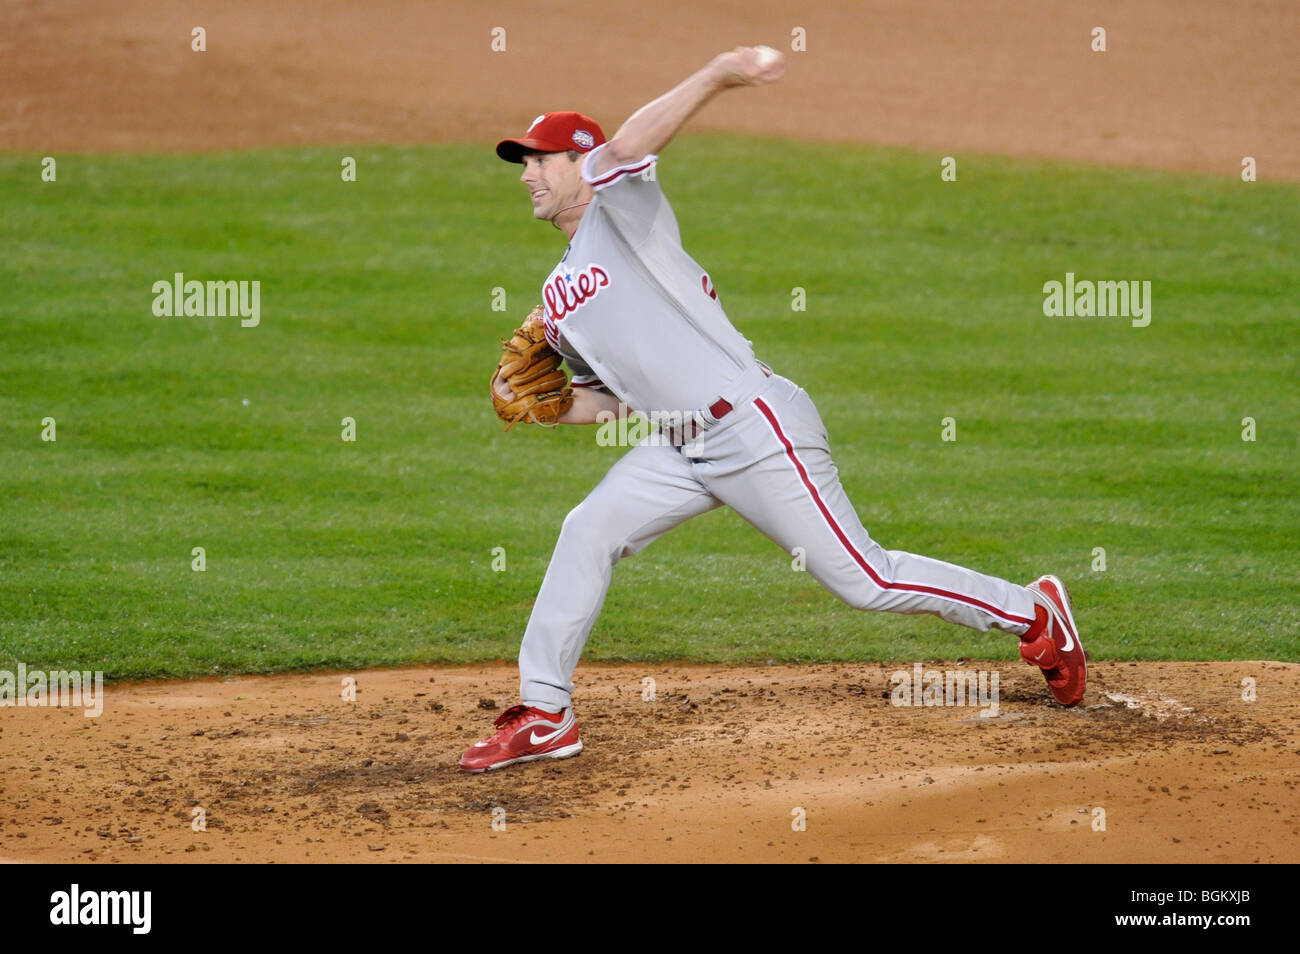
xmin=518 ymin=144 xmax=1039 ymax=713
xmin=540 ymin=144 xmax=755 ymax=414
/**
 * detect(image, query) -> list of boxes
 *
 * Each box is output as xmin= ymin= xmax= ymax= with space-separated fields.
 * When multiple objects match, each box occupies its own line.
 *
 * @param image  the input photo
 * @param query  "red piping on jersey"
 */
xmin=752 ymin=397 xmax=1035 ymax=627
xmin=588 ymin=157 xmax=656 ymax=189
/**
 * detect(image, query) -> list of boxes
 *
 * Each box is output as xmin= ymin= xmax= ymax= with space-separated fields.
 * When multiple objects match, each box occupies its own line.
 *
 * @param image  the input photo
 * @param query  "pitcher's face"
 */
xmin=519 ymin=150 xmax=586 ymax=222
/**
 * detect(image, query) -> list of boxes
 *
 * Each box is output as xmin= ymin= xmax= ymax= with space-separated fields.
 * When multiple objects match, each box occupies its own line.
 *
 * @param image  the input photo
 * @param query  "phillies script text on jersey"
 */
xmin=543 ymin=263 xmax=610 ymax=321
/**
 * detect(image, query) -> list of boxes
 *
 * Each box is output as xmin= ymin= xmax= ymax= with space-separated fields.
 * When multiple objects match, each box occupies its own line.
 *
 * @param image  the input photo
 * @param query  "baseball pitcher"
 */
xmin=465 ymin=46 xmax=1086 ymax=772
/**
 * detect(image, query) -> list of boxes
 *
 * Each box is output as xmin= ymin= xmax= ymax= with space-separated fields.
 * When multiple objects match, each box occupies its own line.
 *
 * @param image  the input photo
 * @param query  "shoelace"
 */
xmin=492 ymin=704 xmax=536 ymax=733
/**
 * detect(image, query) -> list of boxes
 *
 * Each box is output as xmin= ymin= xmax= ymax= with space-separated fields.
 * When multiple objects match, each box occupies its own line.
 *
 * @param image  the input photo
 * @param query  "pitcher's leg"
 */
xmin=706 ymin=386 xmax=1036 ymax=633
xmin=519 ymin=441 xmax=721 ymax=711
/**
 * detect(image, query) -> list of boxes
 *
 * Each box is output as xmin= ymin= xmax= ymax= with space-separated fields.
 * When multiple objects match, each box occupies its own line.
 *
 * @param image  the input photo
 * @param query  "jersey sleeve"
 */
xmin=581 ymin=143 xmax=674 ymax=248
xmin=563 ymin=350 xmax=607 ymax=392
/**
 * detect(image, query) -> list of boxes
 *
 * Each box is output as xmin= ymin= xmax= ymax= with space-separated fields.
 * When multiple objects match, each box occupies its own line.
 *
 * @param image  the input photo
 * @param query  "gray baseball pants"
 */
xmin=519 ymin=372 xmax=1038 ymax=712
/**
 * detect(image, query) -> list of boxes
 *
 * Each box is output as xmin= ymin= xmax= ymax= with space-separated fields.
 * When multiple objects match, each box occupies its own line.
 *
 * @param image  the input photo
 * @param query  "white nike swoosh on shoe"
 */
xmin=1049 ymin=580 xmax=1079 ymax=653
xmin=1047 ymin=603 xmax=1076 ymax=652
xmin=529 ymin=712 xmax=573 ymax=746
xmin=1035 ymin=584 xmax=1076 ymax=653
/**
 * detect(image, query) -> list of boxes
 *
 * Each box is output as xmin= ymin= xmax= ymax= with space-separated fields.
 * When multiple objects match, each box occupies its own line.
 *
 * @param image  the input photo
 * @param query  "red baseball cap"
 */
xmin=496 ymin=111 xmax=607 ymax=163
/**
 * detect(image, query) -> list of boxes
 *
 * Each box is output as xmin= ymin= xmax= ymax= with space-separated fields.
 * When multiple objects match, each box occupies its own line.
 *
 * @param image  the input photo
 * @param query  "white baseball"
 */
xmin=754 ymin=45 xmax=781 ymax=68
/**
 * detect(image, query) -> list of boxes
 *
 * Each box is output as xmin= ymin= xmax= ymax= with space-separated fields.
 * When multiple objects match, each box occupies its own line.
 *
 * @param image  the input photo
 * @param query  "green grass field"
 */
xmin=2 ymin=137 xmax=1297 ymax=679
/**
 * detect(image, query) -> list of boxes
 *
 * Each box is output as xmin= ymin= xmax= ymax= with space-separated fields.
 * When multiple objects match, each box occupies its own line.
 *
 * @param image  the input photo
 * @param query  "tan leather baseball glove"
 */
xmin=490 ymin=305 xmax=573 ymax=430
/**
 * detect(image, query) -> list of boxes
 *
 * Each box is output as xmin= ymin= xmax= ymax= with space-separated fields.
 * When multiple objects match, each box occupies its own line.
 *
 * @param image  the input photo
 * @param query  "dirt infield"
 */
xmin=2 ymin=661 xmax=1296 ymax=863
xmin=2 ymin=0 xmax=1296 ymax=178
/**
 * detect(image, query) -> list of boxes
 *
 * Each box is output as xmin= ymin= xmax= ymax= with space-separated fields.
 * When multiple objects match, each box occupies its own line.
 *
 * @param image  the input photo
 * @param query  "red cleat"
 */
xmin=459 ymin=704 xmax=582 ymax=772
xmin=1019 ymin=574 xmax=1087 ymax=707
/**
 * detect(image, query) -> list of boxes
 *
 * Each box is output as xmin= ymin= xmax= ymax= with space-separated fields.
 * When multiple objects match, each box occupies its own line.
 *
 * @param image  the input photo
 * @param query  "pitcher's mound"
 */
xmin=1 ymin=660 xmax=1294 ymax=863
